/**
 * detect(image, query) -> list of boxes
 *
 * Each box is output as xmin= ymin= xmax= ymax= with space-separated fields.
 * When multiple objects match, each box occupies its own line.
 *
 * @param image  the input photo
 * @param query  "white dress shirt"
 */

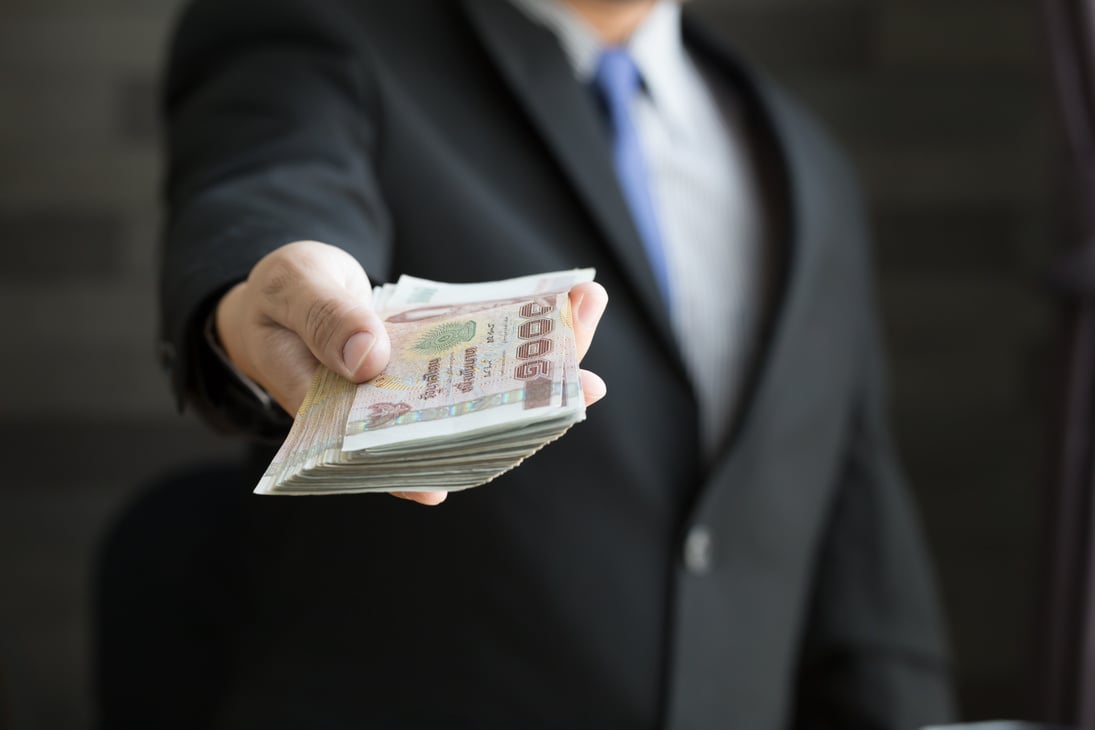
xmin=509 ymin=0 xmax=766 ymax=459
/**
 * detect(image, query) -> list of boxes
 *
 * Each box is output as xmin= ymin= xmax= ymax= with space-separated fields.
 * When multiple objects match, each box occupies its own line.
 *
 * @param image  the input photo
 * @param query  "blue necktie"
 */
xmin=593 ymin=47 xmax=672 ymax=307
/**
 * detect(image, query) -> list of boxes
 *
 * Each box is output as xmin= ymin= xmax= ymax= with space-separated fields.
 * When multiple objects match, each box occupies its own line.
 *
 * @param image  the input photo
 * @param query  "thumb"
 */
xmin=253 ymin=242 xmax=392 ymax=382
xmin=288 ymin=288 xmax=392 ymax=382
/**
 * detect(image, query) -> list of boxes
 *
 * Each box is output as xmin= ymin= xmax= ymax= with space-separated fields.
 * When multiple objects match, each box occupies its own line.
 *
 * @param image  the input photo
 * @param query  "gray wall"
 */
xmin=0 ymin=0 xmax=1054 ymax=727
xmin=0 ymin=4 xmax=237 ymax=728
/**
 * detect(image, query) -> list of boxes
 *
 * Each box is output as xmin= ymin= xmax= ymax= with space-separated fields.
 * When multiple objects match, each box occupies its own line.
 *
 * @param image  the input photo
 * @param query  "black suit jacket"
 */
xmin=155 ymin=0 xmax=955 ymax=727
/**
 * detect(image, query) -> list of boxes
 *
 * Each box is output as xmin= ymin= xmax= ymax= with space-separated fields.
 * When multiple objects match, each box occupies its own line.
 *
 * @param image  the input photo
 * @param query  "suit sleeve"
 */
xmin=158 ymin=0 xmax=391 ymax=436
xmin=790 ymin=304 xmax=958 ymax=728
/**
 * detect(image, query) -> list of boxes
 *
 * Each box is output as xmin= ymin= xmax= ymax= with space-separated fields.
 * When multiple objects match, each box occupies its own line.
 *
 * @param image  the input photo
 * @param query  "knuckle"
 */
xmin=254 ymin=252 xmax=302 ymax=303
xmin=303 ymin=295 xmax=348 ymax=353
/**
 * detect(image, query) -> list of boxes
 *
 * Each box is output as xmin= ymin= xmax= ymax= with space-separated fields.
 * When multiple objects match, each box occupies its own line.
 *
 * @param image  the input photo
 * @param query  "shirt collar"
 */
xmin=507 ymin=0 xmax=693 ymax=138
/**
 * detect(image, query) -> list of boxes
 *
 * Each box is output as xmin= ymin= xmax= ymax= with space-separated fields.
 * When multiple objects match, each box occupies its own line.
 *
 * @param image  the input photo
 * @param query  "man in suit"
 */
xmin=138 ymin=0 xmax=955 ymax=726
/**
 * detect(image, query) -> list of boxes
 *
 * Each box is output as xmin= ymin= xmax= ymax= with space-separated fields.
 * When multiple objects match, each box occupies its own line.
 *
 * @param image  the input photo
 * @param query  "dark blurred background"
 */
xmin=0 ymin=0 xmax=1054 ymax=727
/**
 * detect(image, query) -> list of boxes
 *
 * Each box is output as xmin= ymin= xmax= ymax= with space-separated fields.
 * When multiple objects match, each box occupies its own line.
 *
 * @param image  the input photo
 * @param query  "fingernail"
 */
xmin=342 ymin=331 xmax=376 ymax=376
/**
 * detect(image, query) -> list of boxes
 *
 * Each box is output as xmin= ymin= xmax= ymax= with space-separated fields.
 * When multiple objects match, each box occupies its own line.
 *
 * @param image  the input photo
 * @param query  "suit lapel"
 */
xmin=463 ymin=2 xmax=836 ymax=492
xmin=461 ymin=0 xmax=680 ymax=363
xmin=677 ymin=18 xmax=799 ymax=472
xmin=679 ymin=15 xmax=870 ymax=508
xmin=679 ymin=18 xmax=872 ymax=528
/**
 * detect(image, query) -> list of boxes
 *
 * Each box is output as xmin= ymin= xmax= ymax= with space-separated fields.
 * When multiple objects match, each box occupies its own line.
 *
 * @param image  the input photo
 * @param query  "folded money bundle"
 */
xmin=256 ymin=269 xmax=595 ymax=495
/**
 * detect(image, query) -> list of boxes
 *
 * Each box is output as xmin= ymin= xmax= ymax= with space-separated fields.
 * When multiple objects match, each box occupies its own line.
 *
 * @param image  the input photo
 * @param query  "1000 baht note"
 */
xmin=343 ymin=291 xmax=577 ymax=451
xmin=256 ymin=268 xmax=594 ymax=495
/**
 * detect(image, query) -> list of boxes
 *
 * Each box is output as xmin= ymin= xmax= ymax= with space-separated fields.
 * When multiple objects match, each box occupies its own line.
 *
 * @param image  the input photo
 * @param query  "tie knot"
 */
xmin=593 ymin=47 xmax=642 ymax=108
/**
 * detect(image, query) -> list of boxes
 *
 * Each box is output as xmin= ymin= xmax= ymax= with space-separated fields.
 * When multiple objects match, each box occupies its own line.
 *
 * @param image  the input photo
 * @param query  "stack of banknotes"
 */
xmin=256 ymin=268 xmax=595 ymax=495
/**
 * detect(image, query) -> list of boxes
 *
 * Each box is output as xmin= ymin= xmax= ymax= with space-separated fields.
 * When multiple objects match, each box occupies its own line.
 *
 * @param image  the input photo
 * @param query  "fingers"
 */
xmin=579 ymin=369 xmax=606 ymax=406
xmin=250 ymin=326 xmax=325 ymax=415
xmin=214 ymin=241 xmax=394 ymax=415
xmin=569 ymin=281 xmax=608 ymax=363
xmin=252 ymin=242 xmax=392 ymax=382
xmin=214 ymin=282 xmax=300 ymax=409
xmin=568 ymin=283 xmax=608 ymax=407
xmin=391 ymin=491 xmax=448 ymax=506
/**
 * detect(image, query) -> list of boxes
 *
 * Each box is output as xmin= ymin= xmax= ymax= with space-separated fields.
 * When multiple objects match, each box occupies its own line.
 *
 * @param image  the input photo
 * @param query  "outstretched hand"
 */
xmin=215 ymin=240 xmax=608 ymax=506
xmin=216 ymin=241 xmax=392 ymax=416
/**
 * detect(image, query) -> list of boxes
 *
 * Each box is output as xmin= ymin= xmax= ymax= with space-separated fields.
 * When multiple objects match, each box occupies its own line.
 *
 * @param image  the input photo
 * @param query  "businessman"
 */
xmin=120 ymin=0 xmax=957 ymax=727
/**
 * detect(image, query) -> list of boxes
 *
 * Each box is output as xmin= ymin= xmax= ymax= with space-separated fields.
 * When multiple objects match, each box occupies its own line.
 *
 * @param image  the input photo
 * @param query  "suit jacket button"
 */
xmin=684 ymin=525 xmax=714 ymax=575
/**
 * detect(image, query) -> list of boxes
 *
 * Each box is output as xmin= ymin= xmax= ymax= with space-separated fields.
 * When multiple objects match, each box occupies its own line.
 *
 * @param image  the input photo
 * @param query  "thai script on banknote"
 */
xmin=256 ymin=269 xmax=594 ymax=495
